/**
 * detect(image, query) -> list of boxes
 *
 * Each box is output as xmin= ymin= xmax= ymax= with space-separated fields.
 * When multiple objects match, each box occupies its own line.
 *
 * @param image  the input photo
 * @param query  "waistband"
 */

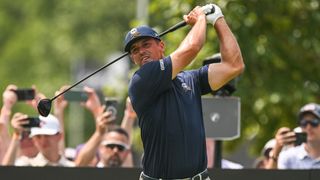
xmin=139 ymin=169 xmax=210 ymax=180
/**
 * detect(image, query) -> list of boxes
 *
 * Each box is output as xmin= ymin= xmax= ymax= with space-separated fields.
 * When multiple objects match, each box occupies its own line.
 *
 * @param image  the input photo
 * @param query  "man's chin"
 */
xmin=107 ymin=159 xmax=122 ymax=167
xmin=142 ymin=59 xmax=152 ymax=65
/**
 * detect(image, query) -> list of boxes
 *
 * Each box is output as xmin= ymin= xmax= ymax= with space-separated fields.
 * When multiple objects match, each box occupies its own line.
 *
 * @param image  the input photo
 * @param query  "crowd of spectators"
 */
xmin=1 ymin=84 xmax=320 ymax=169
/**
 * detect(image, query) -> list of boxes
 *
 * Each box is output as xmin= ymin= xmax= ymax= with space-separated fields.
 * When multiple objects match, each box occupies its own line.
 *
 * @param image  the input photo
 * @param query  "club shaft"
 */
xmin=159 ymin=21 xmax=187 ymax=37
xmin=50 ymin=21 xmax=188 ymax=101
xmin=51 ymin=52 xmax=128 ymax=101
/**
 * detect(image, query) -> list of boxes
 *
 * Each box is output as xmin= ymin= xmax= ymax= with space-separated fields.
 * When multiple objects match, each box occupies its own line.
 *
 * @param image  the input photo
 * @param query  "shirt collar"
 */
xmin=297 ymin=144 xmax=314 ymax=160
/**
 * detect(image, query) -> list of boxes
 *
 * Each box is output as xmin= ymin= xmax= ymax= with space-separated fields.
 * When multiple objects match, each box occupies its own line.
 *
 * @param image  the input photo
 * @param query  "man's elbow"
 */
xmin=232 ymin=55 xmax=245 ymax=76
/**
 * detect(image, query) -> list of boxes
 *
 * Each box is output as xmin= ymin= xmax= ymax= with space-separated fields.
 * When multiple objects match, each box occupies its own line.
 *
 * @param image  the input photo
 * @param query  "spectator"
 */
xmin=75 ymin=111 xmax=131 ymax=167
xmin=278 ymin=103 xmax=320 ymax=169
xmin=97 ymin=127 xmax=131 ymax=167
xmin=4 ymin=113 xmax=74 ymax=166
xmin=1 ymin=84 xmax=44 ymax=163
xmin=261 ymin=127 xmax=297 ymax=169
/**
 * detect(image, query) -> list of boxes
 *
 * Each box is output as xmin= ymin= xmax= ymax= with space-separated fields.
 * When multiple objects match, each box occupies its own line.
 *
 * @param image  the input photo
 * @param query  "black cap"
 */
xmin=124 ymin=25 xmax=161 ymax=52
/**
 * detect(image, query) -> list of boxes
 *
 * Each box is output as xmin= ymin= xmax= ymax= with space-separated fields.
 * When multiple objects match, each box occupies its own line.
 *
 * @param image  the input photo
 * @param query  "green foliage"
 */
xmin=148 ymin=0 xmax=320 ymax=157
xmin=0 ymin=0 xmax=135 ymax=143
xmin=1 ymin=0 xmax=320 ymax=162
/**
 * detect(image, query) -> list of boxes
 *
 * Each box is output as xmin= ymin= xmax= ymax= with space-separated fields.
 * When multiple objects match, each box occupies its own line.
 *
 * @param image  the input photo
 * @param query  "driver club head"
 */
xmin=37 ymin=99 xmax=52 ymax=117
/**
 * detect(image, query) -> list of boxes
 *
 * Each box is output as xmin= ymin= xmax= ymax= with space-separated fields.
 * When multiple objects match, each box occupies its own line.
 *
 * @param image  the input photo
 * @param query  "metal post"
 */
xmin=214 ymin=140 xmax=222 ymax=168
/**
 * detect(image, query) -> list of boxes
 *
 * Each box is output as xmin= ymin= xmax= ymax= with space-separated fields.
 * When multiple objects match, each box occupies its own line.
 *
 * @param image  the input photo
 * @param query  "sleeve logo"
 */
xmin=159 ymin=59 xmax=165 ymax=71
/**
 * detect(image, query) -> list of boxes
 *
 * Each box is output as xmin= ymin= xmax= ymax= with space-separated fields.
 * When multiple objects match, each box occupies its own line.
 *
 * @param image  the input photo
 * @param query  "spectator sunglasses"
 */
xmin=105 ymin=143 xmax=128 ymax=152
xmin=299 ymin=119 xmax=320 ymax=128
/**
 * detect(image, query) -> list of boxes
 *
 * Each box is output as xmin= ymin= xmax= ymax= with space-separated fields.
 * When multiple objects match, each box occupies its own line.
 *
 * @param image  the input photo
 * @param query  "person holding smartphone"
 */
xmin=1 ymin=84 xmax=49 ymax=164
xmin=277 ymin=103 xmax=320 ymax=169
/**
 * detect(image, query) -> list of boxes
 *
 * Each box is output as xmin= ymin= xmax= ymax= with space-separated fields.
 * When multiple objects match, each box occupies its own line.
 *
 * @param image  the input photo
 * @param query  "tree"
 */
xmin=147 ymin=0 xmax=320 ymax=157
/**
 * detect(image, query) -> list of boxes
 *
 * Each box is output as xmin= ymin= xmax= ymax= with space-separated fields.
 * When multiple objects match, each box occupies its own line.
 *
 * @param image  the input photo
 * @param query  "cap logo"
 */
xmin=130 ymin=28 xmax=140 ymax=38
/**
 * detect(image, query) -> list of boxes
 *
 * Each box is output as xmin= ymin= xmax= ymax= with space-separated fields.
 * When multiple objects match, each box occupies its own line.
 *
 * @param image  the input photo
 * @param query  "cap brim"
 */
xmin=29 ymin=128 xmax=59 ymax=138
xmin=299 ymin=111 xmax=320 ymax=121
xmin=125 ymin=36 xmax=161 ymax=52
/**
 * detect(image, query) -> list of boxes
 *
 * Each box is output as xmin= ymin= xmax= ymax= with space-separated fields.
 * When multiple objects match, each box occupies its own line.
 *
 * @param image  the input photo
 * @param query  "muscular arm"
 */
xmin=170 ymin=7 xmax=207 ymax=79
xmin=208 ymin=18 xmax=244 ymax=90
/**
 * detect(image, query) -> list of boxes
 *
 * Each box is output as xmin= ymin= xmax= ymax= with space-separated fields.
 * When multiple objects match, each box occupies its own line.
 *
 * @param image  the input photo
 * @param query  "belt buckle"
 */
xmin=191 ymin=174 xmax=202 ymax=180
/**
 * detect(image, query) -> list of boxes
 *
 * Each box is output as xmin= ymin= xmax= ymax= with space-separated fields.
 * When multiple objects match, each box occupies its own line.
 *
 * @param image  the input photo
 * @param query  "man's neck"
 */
xmin=42 ymin=151 xmax=61 ymax=163
xmin=305 ymin=141 xmax=320 ymax=159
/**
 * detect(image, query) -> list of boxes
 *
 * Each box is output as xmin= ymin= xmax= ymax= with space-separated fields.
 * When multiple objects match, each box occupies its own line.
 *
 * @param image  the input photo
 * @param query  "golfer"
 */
xmin=125 ymin=4 xmax=244 ymax=179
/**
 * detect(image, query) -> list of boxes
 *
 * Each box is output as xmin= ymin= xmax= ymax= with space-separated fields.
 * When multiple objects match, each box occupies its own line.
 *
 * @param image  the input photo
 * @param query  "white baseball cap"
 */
xmin=29 ymin=114 xmax=60 ymax=137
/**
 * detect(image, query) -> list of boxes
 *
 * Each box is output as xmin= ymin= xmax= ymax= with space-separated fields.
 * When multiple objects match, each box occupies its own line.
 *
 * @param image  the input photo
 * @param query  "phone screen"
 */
xmin=63 ymin=90 xmax=88 ymax=102
xmin=14 ymin=89 xmax=35 ymax=101
xmin=105 ymin=98 xmax=119 ymax=117
xmin=22 ymin=117 xmax=41 ymax=128
xmin=295 ymin=132 xmax=307 ymax=146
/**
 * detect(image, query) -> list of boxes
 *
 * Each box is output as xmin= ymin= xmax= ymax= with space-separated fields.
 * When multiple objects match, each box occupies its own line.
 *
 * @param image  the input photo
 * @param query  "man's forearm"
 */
xmin=1 ymin=133 xmax=20 ymax=166
xmin=215 ymin=18 xmax=243 ymax=69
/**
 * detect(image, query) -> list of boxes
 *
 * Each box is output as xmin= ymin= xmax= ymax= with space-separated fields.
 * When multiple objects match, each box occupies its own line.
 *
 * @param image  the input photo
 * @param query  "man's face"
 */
xmin=299 ymin=113 xmax=320 ymax=143
xmin=32 ymin=134 xmax=61 ymax=155
xmin=129 ymin=37 xmax=165 ymax=67
xmin=99 ymin=132 xmax=129 ymax=167
xmin=20 ymin=131 xmax=38 ymax=157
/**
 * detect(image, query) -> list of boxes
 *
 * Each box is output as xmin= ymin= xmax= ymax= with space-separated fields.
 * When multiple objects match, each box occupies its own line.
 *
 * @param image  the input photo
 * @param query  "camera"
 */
xmin=105 ymin=98 xmax=119 ymax=118
xmin=14 ymin=89 xmax=35 ymax=101
xmin=294 ymin=132 xmax=307 ymax=146
xmin=63 ymin=90 xmax=88 ymax=102
xmin=22 ymin=117 xmax=41 ymax=128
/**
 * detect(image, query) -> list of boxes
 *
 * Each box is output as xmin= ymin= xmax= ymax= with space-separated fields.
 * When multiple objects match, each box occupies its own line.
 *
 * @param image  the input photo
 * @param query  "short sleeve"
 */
xmin=129 ymin=56 xmax=172 ymax=114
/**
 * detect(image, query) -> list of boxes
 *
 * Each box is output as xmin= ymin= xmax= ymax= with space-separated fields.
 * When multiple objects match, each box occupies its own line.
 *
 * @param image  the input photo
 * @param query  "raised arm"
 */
xmin=206 ymin=4 xmax=244 ymax=90
xmin=170 ymin=6 xmax=207 ymax=79
xmin=75 ymin=111 xmax=113 ymax=166
xmin=120 ymin=97 xmax=137 ymax=144
xmin=53 ymin=85 xmax=70 ymax=153
xmin=0 ymin=85 xmax=18 ymax=162
xmin=2 ymin=113 xmax=29 ymax=165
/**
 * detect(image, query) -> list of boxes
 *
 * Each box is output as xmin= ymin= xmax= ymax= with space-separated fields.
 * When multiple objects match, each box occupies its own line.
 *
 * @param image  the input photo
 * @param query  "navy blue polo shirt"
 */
xmin=129 ymin=56 xmax=211 ymax=179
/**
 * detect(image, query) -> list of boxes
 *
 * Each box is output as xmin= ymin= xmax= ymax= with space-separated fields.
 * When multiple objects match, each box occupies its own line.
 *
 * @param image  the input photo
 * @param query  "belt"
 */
xmin=139 ymin=169 xmax=210 ymax=180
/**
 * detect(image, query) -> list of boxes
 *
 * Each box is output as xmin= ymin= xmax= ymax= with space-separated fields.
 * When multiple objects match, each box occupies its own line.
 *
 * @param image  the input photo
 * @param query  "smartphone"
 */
xmin=63 ymin=90 xmax=88 ymax=102
xmin=14 ymin=89 xmax=35 ymax=101
xmin=295 ymin=132 xmax=307 ymax=146
xmin=105 ymin=98 xmax=119 ymax=118
xmin=22 ymin=117 xmax=41 ymax=128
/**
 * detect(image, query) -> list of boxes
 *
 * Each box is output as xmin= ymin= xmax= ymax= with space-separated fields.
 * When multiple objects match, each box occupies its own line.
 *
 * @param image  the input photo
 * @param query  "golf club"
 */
xmin=37 ymin=6 xmax=215 ymax=117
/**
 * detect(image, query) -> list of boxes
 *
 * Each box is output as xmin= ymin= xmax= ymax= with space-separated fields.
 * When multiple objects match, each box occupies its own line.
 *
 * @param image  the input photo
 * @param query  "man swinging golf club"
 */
xmin=125 ymin=3 xmax=244 ymax=180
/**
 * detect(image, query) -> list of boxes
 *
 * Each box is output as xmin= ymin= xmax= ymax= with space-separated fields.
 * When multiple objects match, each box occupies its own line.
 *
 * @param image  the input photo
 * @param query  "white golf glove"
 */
xmin=201 ymin=4 xmax=224 ymax=25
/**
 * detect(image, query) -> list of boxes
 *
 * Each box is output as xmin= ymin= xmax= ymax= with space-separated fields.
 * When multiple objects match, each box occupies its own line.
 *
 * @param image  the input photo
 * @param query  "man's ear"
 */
xmin=129 ymin=55 xmax=138 ymax=65
xmin=159 ymin=41 xmax=165 ymax=53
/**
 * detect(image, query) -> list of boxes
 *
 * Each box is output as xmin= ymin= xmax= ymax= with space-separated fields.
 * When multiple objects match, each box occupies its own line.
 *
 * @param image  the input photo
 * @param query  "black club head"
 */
xmin=37 ymin=99 xmax=52 ymax=117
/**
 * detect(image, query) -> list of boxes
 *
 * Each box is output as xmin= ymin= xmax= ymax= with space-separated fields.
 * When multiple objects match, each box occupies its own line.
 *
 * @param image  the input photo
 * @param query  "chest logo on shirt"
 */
xmin=159 ymin=59 xmax=165 ymax=71
xmin=181 ymin=82 xmax=192 ymax=92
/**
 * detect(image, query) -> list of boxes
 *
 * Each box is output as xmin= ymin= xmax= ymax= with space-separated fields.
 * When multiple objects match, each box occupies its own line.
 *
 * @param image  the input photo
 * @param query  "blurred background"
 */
xmin=1 ymin=0 xmax=319 ymax=167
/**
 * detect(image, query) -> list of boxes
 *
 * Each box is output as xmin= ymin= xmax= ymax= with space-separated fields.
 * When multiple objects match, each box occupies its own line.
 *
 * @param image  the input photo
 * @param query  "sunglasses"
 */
xmin=105 ymin=144 xmax=127 ymax=152
xmin=299 ymin=119 xmax=320 ymax=128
